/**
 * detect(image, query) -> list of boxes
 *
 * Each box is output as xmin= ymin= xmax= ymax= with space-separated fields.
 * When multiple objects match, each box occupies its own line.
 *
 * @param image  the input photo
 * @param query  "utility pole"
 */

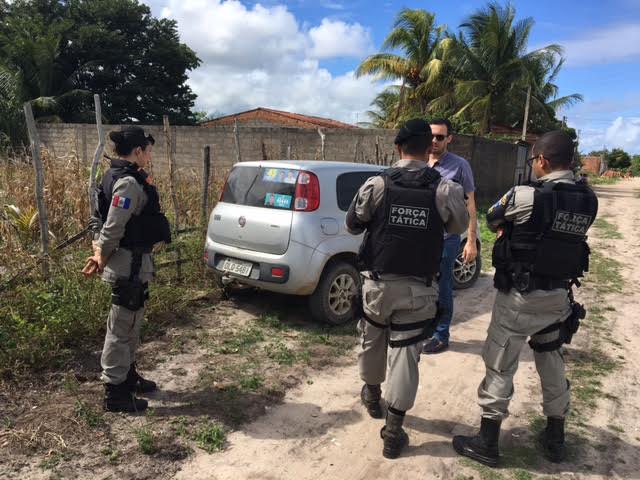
xmin=521 ymin=85 xmax=531 ymax=142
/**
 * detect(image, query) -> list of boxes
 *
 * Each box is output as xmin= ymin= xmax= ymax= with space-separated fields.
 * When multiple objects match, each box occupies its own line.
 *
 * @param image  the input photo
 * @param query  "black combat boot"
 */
xmin=380 ymin=409 xmax=409 ymax=459
xmin=104 ymin=382 xmax=148 ymax=413
xmin=541 ymin=417 xmax=566 ymax=463
xmin=452 ymin=417 xmax=501 ymax=467
xmin=361 ymin=384 xmax=383 ymax=419
xmin=126 ymin=362 xmax=157 ymax=394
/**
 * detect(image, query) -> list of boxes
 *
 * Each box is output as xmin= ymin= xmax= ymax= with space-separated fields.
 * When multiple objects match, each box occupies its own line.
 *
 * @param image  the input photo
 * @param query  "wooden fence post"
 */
xmin=317 ymin=128 xmax=326 ymax=161
xmin=23 ymin=102 xmax=50 ymax=278
xmin=201 ymin=145 xmax=211 ymax=227
xmin=163 ymin=115 xmax=180 ymax=233
xmin=89 ymin=94 xmax=105 ymax=226
xmin=234 ymin=119 xmax=242 ymax=163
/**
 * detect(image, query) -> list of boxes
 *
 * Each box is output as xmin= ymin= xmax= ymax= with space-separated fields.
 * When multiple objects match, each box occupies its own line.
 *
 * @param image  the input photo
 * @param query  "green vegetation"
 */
xmin=0 ymin=230 xmax=215 ymax=376
xmin=134 ymin=426 xmax=157 ymax=455
xmin=73 ymin=400 xmax=104 ymax=429
xmin=592 ymin=218 xmax=623 ymax=239
xmin=357 ymin=4 xmax=580 ymax=137
xmin=585 ymin=174 xmax=620 ymax=185
xmin=477 ymin=207 xmax=496 ymax=272
xmin=193 ymin=422 xmax=226 ymax=453
xmin=100 ymin=445 xmax=121 ymax=464
xmin=0 ymin=0 xmax=201 ymax=150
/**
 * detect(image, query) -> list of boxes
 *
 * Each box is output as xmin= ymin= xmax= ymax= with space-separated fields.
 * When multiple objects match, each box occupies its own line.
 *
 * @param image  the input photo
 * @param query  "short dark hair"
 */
xmin=109 ymin=126 xmax=155 ymax=156
xmin=429 ymin=117 xmax=453 ymax=135
xmin=399 ymin=135 xmax=431 ymax=156
xmin=533 ymin=130 xmax=574 ymax=168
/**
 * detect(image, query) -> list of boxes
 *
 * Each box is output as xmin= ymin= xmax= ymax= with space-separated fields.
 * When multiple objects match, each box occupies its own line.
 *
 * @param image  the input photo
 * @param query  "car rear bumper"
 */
xmin=204 ymin=238 xmax=325 ymax=295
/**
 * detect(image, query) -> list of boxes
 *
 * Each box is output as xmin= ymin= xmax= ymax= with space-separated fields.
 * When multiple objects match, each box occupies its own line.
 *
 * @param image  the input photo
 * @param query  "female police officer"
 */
xmin=83 ymin=126 xmax=171 ymax=413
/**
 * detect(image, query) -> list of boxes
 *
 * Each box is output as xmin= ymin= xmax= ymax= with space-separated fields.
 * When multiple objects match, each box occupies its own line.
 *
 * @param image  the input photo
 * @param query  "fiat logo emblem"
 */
xmin=238 ymin=216 xmax=246 ymax=227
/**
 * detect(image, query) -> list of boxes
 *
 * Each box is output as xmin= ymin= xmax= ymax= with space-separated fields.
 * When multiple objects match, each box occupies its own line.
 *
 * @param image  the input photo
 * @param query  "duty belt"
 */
xmin=362 ymin=315 xmax=437 ymax=348
xmin=528 ymin=276 xmax=569 ymax=291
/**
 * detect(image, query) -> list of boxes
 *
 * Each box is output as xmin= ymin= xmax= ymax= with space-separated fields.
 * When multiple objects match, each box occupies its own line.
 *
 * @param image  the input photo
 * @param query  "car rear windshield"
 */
xmin=336 ymin=171 xmax=379 ymax=211
xmin=221 ymin=166 xmax=299 ymax=210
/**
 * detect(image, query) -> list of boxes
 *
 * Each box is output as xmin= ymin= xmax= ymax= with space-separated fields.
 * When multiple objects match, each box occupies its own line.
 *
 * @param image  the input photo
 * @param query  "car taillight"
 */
xmin=271 ymin=267 xmax=285 ymax=278
xmin=294 ymin=171 xmax=320 ymax=211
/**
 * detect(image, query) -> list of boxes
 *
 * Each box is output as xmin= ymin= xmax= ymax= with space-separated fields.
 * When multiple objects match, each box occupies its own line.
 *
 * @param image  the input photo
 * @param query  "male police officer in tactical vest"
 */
xmin=453 ymin=130 xmax=598 ymax=466
xmin=83 ymin=126 xmax=171 ymax=413
xmin=346 ymin=119 xmax=469 ymax=459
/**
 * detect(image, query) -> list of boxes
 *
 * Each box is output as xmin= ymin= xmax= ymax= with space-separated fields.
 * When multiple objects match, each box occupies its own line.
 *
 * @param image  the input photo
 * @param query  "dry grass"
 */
xmin=0 ymin=148 xmax=227 ymax=281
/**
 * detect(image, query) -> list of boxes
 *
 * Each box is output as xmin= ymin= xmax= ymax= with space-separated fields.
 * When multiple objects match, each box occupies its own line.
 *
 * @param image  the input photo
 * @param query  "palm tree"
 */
xmin=450 ymin=2 xmax=563 ymax=134
xmin=0 ymin=65 xmax=26 ymax=150
xmin=364 ymin=86 xmax=401 ymax=128
xmin=356 ymin=8 xmax=446 ymax=118
xmin=0 ymin=10 xmax=92 ymax=126
xmin=528 ymin=54 xmax=583 ymax=122
xmin=497 ymin=48 xmax=583 ymax=134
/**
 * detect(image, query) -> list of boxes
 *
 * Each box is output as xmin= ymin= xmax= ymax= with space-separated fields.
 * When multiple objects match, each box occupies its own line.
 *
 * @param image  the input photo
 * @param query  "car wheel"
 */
xmin=309 ymin=261 xmax=360 ymax=325
xmin=452 ymin=239 xmax=481 ymax=290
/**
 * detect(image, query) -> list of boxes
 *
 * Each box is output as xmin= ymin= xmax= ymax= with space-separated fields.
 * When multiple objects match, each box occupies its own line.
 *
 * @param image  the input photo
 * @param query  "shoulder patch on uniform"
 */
xmin=112 ymin=195 xmax=131 ymax=209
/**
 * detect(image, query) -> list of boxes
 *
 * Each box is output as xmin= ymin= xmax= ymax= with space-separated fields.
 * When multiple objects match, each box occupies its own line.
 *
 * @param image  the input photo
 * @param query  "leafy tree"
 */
xmin=606 ymin=148 xmax=631 ymax=169
xmin=449 ymin=3 xmax=564 ymax=134
xmin=364 ymin=86 xmax=404 ymax=128
xmin=630 ymin=155 xmax=640 ymax=176
xmin=65 ymin=0 xmax=200 ymax=124
xmin=356 ymin=9 xmax=446 ymax=121
xmin=0 ymin=0 xmax=201 ymax=146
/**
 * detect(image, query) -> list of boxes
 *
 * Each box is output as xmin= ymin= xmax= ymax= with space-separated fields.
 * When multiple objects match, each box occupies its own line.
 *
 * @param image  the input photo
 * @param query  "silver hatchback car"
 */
xmin=205 ymin=161 xmax=480 ymax=324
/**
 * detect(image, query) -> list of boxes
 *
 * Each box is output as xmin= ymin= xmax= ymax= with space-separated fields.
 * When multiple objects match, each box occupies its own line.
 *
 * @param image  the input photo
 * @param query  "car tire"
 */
xmin=452 ymin=239 xmax=481 ymax=290
xmin=309 ymin=260 xmax=360 ymax=325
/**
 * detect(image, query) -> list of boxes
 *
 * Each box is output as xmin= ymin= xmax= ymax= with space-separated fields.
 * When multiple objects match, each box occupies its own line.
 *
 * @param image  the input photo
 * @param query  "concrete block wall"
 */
xmin=37 ymin=123 xmax=518 ymax=204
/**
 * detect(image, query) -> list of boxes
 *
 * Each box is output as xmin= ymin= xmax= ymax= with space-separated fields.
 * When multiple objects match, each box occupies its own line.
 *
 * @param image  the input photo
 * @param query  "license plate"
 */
xmin=221 ymin=258 xmax=253 ymax=277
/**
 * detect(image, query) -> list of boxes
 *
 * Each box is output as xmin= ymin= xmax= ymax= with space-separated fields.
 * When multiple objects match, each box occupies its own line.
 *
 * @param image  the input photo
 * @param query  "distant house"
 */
xmin=490 ymin=125 xmax=540 ymax=144
xmin=580 ymin=155 xmax=606 ymax=175
xmin=201 ymin=107 xmax=357 ymax=130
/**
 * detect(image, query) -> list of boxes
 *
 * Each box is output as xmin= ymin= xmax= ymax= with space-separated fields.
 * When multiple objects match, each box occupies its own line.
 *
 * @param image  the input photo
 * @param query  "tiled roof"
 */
xmin=202 ymin=107 xmax=357 ymax=129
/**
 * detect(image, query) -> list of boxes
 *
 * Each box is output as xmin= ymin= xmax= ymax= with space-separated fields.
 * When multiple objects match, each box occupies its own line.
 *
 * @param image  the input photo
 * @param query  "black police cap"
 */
xmin=394 ymin=119 xmax=432 ymax=145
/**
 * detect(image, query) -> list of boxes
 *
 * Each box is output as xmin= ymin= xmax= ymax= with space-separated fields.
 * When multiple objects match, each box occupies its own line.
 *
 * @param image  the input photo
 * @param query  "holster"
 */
xmin=528 ymin=300 xmax=586 ymax=352
xmin=111 ymin=279 xmax=149 ymax=311
xmin=563 ymin=300 xmax=585 ymax=345
xmin=111 ymin=249 xmax=149 ymax=311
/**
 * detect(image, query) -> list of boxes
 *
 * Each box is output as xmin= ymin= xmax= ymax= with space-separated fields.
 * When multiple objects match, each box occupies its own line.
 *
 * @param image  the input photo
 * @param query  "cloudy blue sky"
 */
xmin=145 ymin=0 xmax=640 ymax=154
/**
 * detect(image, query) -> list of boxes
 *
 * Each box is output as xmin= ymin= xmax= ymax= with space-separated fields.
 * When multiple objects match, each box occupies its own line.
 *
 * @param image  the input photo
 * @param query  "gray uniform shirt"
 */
xmin=95 ymin=176 xmax=155 ymax=283
xmin=346 ymin=159 xmax=469 ymax=280
xmin=488 ymin=170 xmax=577 ymax=231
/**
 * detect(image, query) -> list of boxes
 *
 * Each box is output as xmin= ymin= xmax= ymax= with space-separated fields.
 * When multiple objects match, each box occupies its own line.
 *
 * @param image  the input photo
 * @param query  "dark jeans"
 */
xmin=433 ymin=234 xmax=460 ymax=344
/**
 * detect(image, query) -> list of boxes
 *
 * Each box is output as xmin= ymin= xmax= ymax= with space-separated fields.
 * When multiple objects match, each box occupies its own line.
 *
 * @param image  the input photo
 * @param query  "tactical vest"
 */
xmin=97 ymin=159 xmax=172 ymax=249
xmin=360 ymin=167 xmax=444 ymax=277
xmin=493 ymin=179 xmax=598 ymax=291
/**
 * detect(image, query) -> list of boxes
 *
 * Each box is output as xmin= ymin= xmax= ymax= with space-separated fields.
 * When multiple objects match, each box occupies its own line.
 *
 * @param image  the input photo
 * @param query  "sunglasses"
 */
xmin=526 ymin=155 xmax=538 ymax=167
xmin=432 ymin=134 xmax=448 ymax=142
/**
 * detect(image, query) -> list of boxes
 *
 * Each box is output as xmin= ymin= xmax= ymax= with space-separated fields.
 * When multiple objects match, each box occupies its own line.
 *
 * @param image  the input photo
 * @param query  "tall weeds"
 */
xmin=0 ymin=148 xmax=225 ymax=376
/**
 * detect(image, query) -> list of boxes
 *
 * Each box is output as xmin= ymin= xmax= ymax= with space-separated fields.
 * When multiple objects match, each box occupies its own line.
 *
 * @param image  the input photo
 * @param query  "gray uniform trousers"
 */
xmin=358 ymin=273 xmax=439 ymax=412
xmin=100 ymin=248 xmax=154 ymax=385
xmin=478 ymin=288 xmax=572 ymax=420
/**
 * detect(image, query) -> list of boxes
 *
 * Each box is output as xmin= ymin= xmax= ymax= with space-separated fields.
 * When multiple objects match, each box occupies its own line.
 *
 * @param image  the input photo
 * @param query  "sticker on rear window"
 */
xmin=263 ymin=168 xmax=298 ymax=184
xmin=264 ymin=193 xmax=292 ymax=209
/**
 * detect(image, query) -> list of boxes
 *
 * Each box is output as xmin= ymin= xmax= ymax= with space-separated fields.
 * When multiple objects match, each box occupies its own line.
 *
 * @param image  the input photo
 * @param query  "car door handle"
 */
xmin=320 ymin=218 xmax=339 ymax=235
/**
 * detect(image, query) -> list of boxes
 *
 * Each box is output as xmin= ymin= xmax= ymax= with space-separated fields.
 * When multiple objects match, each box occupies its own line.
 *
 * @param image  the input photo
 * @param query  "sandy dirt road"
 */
xmin=173 ymin=178 xmax=640 ymax=480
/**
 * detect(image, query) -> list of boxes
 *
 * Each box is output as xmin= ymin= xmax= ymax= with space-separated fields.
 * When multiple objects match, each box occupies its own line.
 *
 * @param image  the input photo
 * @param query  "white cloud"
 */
xmin=576 ymin=117 xmax=640 ymax=154
xmin=559 ymin=24 xmax=640 ymax=66
xmin=156 ymin=0 xmax=381 ymax=123
xmin=308 ymin=19 xmax=372 ymax=58
xmin=321 ymin=2 xmax=345 ymax=10
xmin=605 ymin=117 xmax=640 ymax=151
